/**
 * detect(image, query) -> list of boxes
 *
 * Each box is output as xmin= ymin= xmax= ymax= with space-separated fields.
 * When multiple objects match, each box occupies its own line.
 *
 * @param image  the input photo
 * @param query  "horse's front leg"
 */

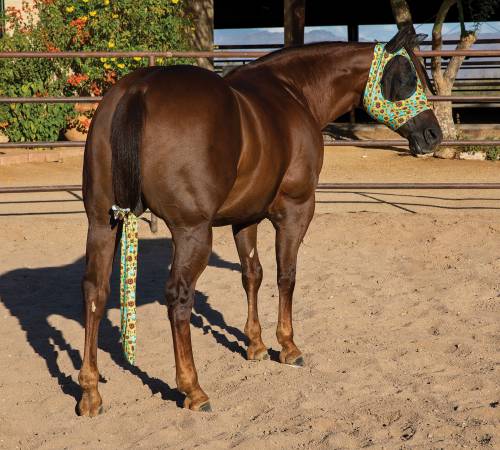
xmin=270 ymin=195 xmax=315 ymax=367
xmin=166 ymin=223 xmax=212 ymax=412
xmin=78 ymin=222 xmax=119 ymax=416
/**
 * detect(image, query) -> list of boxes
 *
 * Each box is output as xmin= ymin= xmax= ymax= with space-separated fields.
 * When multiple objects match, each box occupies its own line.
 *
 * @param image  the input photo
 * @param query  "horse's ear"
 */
xmin=386 ymin=24 xmax=420 ymax=53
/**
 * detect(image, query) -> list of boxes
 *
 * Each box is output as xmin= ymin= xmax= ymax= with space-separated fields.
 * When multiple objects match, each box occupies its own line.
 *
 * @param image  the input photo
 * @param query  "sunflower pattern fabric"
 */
xmin=112 ymin=205 xmax=139 ymax=365
xmin=363 ymin=43 xmax=430 ymax=130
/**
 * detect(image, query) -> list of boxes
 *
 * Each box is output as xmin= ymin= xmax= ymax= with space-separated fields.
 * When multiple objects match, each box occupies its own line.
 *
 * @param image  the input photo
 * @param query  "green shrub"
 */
xmin=485 ymin=141 xmax=500 ymax=160
xmin=0 ymin=8 xmax=74 ymax=142
xmin=0 ymin=0 xmax=192 ymax=142
xmin=455 ymin=115 xmax=500 ymax=161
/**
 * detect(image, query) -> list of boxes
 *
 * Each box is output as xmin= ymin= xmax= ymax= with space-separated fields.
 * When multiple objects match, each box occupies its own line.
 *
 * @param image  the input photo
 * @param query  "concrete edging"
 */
xmin=0 ymin=147 xmax=84 ymax=166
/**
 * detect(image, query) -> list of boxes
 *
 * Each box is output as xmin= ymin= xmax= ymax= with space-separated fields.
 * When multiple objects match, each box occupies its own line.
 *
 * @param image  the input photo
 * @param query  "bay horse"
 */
xmin=78 ymin=26 xmax=442 ymax=416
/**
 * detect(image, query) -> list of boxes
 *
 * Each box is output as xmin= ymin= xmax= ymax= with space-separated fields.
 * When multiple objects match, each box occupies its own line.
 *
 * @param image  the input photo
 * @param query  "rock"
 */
xmin=433 ymin=147 xmax=457 ymax=159
xmin=459 ymin=151 xmax=486 ymax=160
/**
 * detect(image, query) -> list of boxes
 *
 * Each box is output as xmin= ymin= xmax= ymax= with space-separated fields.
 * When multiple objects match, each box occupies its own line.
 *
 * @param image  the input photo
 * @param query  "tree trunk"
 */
xmin=432 ymin=0 xmax=476 ymax=158
xmin=390 ymin=0 xmax=416 ymax=33
xmin=433 ymin=81 xmax=456 ymax=159
xmin=186 ymin=0 xmax=214 ymax=70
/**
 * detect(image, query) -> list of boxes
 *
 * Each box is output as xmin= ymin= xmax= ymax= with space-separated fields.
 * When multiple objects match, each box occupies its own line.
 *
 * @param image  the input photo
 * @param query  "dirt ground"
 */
xmin=0 ymin=147 xmax=499 ymax=449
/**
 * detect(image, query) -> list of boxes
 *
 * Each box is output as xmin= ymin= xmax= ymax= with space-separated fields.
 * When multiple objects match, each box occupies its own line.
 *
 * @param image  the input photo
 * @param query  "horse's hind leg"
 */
xmin=78 ymin=221 xmax=118 ymax=417
xmin=166 ymin=223 xmax=212 ymax=411
xmin=232 ymin=223 xmax=268 ymax=360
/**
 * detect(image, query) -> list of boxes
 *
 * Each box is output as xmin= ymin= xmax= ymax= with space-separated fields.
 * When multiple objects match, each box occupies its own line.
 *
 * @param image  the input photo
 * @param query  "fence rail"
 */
xmin=2 ymin=183 xmax=500 ymax=195
xmin=1 ymin=139 xmax=499 ymax=149
xmin=2 ymin=95 xmax=500 ymax=104
xmin=1 ymin=49 xmax=500 ymax=58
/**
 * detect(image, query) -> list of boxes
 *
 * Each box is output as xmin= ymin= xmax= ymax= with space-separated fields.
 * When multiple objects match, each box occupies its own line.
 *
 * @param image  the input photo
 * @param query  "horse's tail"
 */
xmin=110 ymin=89 xmax=145 ymax=212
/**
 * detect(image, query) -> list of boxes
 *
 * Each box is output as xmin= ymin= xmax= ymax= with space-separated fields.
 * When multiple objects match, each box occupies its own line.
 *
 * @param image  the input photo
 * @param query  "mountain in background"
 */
xmin=215 ymin=27 xmax=500 ymax=78
xmin=216 ymin=28 xmax=500 ymax=46
xmin=215 ymin=28 xmax=346 ymax=45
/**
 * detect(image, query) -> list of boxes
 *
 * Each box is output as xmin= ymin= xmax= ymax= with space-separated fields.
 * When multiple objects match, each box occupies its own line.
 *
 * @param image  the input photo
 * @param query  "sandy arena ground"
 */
xmin=0 ymin=147 xmax=499 ymax=449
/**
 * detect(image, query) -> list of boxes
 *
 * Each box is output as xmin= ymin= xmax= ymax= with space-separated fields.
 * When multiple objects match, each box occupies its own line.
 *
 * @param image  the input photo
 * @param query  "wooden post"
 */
xmin=348 ymin=23 xmax=358 ymax=125
xmin=347 ymin=23 xmax=359 ymax=42
xmin=284 ymin=0 xmax=305 ymax=47
xmin=186 ymin=0 xmax=214 ymax=70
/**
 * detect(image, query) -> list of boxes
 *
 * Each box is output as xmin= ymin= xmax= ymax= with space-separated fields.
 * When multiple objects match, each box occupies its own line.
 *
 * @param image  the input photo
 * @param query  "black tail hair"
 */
xmin=110 ymin=89 xmax=144 ymax=212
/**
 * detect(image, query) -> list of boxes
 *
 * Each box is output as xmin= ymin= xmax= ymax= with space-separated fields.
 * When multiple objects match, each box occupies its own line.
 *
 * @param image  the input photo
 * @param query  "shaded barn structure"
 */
xmin=213 ymin=0 xmax=500 ymax=124
xmin=214 ymin=0 xmax=500 ymax=44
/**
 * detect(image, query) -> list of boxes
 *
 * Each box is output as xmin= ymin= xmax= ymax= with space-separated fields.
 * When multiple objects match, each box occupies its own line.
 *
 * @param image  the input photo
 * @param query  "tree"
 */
xmin=186 ymin=0 xmax=214 ymax=70
xmin=390 ymin=0 xmax=499 ymax=158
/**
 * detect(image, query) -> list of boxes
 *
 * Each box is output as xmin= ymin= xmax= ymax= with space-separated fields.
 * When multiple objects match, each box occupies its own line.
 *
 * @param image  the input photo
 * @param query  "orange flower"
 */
xmin=70 ymin=17 xmax=87 ymax=29
xmin=46 ymin=43 xmax=60 ymax=52
xmin=104 ymin=70 xmax=117 ymax=84
xmin=67 ymin=73 xmax=89 ymax=86
xmin=90 ymin=82 xmax=102 ymax=96
xmin=80 ymin=117 xmax=91 ymax=129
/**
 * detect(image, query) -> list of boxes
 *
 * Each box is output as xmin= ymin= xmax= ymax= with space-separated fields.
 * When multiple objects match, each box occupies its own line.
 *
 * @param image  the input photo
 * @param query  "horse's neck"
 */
xmin=271 ymin=43 xmax=375 ymax=128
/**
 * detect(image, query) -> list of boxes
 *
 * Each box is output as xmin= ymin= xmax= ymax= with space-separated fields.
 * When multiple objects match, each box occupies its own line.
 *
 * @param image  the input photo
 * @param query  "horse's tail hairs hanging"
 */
xmin=110 ymin=87 xmax=145 ymax=365
xmin=110 ymin=88 xmax=145 ymax=213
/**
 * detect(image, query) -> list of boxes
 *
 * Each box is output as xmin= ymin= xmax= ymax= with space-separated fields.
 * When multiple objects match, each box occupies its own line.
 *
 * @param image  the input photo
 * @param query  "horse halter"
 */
xmin=363 ymin=43 xmax=431 ymax=130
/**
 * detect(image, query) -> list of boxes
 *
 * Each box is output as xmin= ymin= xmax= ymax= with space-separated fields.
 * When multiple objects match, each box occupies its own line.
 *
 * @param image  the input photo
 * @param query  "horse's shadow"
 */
xmin=0 ymin=237 xmax=246 ymax=407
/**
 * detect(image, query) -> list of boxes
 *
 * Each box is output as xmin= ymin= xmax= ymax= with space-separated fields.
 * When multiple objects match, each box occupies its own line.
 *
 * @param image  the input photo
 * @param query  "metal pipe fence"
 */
xmin=1 ymin=139 xmax=499 ymax=150
xmin=2 ymin=95 xmax=499 ymax=104
xmin=0 ymin=49 xmax=499 ymax=209
xmin=1 ymin=49 xmax=500 ymax=57
xmin=2 ymin=183 xmax=500 ymax=195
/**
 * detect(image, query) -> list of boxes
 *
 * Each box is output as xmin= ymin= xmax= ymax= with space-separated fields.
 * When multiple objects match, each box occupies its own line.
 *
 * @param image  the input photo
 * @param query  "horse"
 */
xmin=78 ymin=26 xmax=443 ymax=416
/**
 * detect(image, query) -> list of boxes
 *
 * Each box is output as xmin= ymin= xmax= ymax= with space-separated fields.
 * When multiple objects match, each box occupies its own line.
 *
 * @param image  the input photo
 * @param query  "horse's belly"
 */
xmin=213 ymin=157 xmax=284 ymax=226
xmin=213 ymin=181 xmax=278 ymax=226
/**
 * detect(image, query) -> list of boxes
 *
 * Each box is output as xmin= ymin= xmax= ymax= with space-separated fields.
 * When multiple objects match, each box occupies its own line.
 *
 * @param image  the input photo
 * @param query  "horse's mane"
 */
xmin=225 ymin=41 xmax=372 ymax=77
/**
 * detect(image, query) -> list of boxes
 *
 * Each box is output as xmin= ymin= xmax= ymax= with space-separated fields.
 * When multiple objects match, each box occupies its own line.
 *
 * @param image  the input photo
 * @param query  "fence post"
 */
xmin=148 ymin=54 xmax=159 ymax=234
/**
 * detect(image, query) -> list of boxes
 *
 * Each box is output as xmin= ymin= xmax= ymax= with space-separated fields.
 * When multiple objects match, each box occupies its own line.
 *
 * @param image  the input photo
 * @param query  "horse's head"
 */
xmin=363 ymin=26 xmax=442 ymax=155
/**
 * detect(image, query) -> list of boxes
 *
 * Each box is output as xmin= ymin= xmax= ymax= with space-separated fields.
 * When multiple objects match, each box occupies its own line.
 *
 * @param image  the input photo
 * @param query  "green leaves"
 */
xmin=0 ymin=0 xmax=193 ymax=143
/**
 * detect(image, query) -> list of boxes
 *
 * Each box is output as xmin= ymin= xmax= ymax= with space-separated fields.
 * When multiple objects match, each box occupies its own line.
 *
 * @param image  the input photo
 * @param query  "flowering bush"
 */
xmin=0 ymin=0 xmax=192 ymax=142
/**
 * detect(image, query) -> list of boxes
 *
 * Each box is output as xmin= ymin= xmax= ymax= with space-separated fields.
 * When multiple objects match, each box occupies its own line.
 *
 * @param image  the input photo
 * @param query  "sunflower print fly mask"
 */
xmin=363 ymin=43 xmax=431 ymax=130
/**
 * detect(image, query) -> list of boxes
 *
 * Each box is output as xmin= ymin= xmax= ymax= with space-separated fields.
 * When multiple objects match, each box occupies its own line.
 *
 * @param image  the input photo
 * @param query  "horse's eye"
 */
xmin=381 ymin=55 xmax=417 ymax=101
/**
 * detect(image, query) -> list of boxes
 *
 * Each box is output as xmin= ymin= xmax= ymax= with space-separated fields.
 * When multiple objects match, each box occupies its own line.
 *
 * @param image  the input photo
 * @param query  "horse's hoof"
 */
xmin=198 ymin=401 xmax=212 ymax=412
xmin=285 ymin=355 xmax=305 ymax=367
xmin=77 ymin=390 xmax=104 ymax=417
xmin=248 ymin=349 xmax=269 ymax=361
xmin=184 ymin=396 xmax=212 ymax=412
xmin=77 ymin=401 xmax=104 ymax=417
